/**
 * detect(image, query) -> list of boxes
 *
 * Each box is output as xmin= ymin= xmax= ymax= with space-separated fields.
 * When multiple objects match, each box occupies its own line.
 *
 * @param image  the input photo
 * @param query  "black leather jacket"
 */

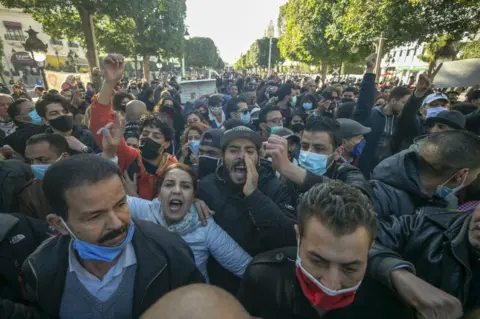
xmin=369 ymin=208 xmax=476 ymax=307
xmin=21 ymin=219 xmax=204 ymax=318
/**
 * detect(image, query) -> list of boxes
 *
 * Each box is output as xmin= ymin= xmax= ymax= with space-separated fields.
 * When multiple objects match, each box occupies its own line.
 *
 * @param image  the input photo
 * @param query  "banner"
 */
xmin=44 ymin=70 xmax=91 ymax=91
xmin=179 ymin=79 xmax=217 ymax=103
xmin=433 ymin=58 xmax=480 ymax=88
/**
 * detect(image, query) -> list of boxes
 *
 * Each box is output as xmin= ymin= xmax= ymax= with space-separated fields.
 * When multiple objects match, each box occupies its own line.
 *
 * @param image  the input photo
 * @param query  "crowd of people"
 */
xmin=0 ymin=52 xmax=479 ymax=319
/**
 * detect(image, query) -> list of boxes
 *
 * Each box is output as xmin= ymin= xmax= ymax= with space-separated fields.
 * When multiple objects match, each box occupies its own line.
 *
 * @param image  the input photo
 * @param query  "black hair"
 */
xmin=304 ymin=116 xmax=343 ymax=148
xmin=35 ymin=93 xmax=71 ymax=118
xmin=113 ymin=92 xmax=134 ymax=113
xmin=208 ymin=95 xmax=223 ymax=107
xmin=381 ymin=86 xmax=392 ymax=92
xmin=451 ymin=103 xmax=479 ymax=115
xmin=467 ymin=90 xmax=480 ymax=102
xmin=258 ymin=106 xmax=281 ymax=124
xmin=419 ymin=130 xmax=480 ymax=176
xmin=7 ymin=98 xmax=30 ymax=120
xmin=223 ymin=118 xmax=244 ymax=130
xmin=26 ymin=133 xmax=69 ymax=157
xmin=335 ymin=102 xmax=356 ymax=119
xmin=225 ymin=97 xmax=248 ymax=119
xmin=42 ymin=154 xmax=123 ymax=220
xmin=298 ymin=180 xmax=377 ymax=242
xmin=138 ymin=114 xmax=175 ymax=142
xmin=276 ymin=84 xmax=295 ymax=101
xmin=300 ymin=94 xmax=318 ymax=107
xmin=343 ymin=87 xmax=356 ymax=94
xmin=387 ymin=87 xmax=411 ymax=102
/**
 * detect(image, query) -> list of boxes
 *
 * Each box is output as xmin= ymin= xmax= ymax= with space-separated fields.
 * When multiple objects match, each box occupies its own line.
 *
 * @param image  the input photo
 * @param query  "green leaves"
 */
xmin=185 ymin=37 xmax=221 ymax=69
xmin=234 ymin=37 xmax=283 ymax=70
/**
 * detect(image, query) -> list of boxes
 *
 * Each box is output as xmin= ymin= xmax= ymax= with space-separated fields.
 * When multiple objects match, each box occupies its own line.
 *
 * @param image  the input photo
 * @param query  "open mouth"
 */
xmin=168 ymin=199 xmax=184 ymax=213
xmin=232 ymin=164 xmax=247 ymax=180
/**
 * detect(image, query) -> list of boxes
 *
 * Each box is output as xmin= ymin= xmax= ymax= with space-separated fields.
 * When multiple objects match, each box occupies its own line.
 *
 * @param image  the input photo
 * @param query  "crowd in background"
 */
xmin=0 ymin=52 xmax=479 ymax=319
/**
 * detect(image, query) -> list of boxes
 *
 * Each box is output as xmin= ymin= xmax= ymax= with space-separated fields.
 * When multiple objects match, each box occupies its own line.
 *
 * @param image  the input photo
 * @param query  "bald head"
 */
xmin=141 ymin=284 xmax=251 ymax=319
xmin=125 ymin=100 xmax=147 ymax=121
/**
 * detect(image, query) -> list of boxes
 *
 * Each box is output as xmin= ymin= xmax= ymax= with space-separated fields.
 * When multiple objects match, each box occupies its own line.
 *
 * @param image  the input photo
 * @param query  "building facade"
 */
xmin=0 ymin=5 xmax=88 ymax=86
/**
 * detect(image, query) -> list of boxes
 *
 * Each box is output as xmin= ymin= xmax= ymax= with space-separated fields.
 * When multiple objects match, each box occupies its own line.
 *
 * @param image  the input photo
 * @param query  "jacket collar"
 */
xmin=23 ymin=220 xmax=168 ymax=318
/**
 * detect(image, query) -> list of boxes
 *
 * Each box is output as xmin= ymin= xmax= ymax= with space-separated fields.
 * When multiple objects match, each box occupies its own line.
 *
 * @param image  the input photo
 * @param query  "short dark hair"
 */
xmin=113 ymin=92 xmax=134 ymax=112
xmin=380 ymin=86 xmax=392 ymax=93
xmin=298 ymin=181 xmax=377 ymax=242
xmin=7 ymin=98 xmax=30 ymax=119
xmin=223 ymin=118 xmax=244 ymax=130
xmin=419 ymin=130 xmax=480 ymax=176
xmin=156 ymin=163 xmax=197 ymax=193
xmin=42 ymin=154 xmax=122 ymax=220
xmin=467 ymin=90 xmax=480 ymax=102
xmin=300 ymin=94 xmax=318 ymax=106
xmin=208 ymin=95 xmax=223 ymax=107
xmin=35 ymin=86 xmax=45 ymax=92
xmin=258 ymin=106 xmax=281 ymax=124
xmin=343 ymin=87 xmax=356 ymax=94
xmin=138 ymin=114 xmax=175 ymax=142
xmin=451 ymin=103 xmax=479 ymax=115
xmin=304 ymin=117 xmax=343 ymax=148
xmin=225 ymin=98 xmax=247 ymax=119
xmin=387 ymin=87 xmax=411 ymax=102
xmin=335 ymin=102 xmax=356 ymax=119
xmin=35 ymin=93 xmax=70 ymax=118
xmin=26 ymin=133 xmax=69 ymax=157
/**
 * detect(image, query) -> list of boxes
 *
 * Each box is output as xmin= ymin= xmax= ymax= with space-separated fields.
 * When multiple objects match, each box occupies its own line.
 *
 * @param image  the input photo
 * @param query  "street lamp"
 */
xmin=23 ymin=26 xmax=49 ymax=89
xmin=182 ymin=27 xmax=190 ymax=79
xmin=267 ymin=20 xmax=275 ymax=75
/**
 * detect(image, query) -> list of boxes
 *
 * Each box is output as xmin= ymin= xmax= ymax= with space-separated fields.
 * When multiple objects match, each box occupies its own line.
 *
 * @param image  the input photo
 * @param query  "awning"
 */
xmin=3 ymin=21 xmax=21 ymax=28
xmin=395 ymin=66 xmax=428 ymax=71
xmin=46 ymin=55 xmax=66 ymax=68
xmin=11 ymin=51 xmax=34 ymax=65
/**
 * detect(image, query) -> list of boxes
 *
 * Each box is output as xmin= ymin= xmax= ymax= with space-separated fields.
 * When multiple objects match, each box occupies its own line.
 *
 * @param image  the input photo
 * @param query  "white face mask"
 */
xmin=209 ymin=106 xmax=222 ymax=116
xmin=296 ymin=240 xmax=362 ymax=296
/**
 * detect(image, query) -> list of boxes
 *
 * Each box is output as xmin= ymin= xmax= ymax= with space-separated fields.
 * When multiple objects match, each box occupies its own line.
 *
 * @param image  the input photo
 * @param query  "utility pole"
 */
xmin=375 ymin=33 xmax=385 ymax=81
xmin=267 ymin=21 xmax=274 ymax=75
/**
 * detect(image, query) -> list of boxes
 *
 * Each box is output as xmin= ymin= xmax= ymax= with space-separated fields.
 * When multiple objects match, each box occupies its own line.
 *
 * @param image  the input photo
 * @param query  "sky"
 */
xmin=185 ymin=0 xmax=288 ymax=64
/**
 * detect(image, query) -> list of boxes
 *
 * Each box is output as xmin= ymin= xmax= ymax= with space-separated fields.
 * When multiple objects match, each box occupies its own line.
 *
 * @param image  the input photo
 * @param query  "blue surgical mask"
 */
xmin=240 ymin=112 xmax=251 ymax=124
xmin=435 ymin=171 xmax=468 ymax=209
xmin=299 ymin=151 xmax=329 ymax=176
xmin=28 ymin=110 xmax=43 ymax=125
xmin=351 ymin=139 xmax=366 ymax=158
xmin=270 ymin=126 xmax=283 ymax=134
xmin=426 ymin=106 xmax=447 ymax=119
xmin=303 ymin=103 xmax=313 ymax=110
xmin=61 ymin=218 xmax=135 ymax=262
xmin=31 ymin=164 xmax=50 ymax=180
xmin=189 ymin=140 xmax=200 ymax=154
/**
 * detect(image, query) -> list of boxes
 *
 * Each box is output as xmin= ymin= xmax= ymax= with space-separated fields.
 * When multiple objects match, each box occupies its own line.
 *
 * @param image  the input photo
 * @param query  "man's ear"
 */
xmin=60 ymin=152 xmax=70 ymax=160
xmin=160 ymin=141 xmax=171 ymax=154
xmin=42 ymin=117 xmax=49 ymax=126
xmin=455 ymin=168 xmax=469 ymax=184
xmin=333 ymin=146 xmax=344 ymax=161
xmin=46 ymin=214 xmax=69 ymax=236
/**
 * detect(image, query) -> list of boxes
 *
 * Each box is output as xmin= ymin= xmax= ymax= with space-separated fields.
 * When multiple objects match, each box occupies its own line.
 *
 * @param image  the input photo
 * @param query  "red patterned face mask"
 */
xmin=295 ymin=241 xmax=363 ymax=312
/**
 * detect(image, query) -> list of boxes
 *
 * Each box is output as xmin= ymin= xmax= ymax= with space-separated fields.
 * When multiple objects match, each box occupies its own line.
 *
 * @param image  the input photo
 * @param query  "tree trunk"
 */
xmin=77 ymin=6 xmax=99 ymax=74
xmin=321 ymin=60 xmax=328 ymax=84
xmin=134 ymin=56 xmax=138 ymax=79
xmin=143 ymin=55 xmax=150 ymax=82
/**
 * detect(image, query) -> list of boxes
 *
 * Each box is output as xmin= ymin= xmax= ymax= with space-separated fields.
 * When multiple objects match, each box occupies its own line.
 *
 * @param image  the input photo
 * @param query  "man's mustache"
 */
xmin=98 ymin=225 xmax=128 ymax=244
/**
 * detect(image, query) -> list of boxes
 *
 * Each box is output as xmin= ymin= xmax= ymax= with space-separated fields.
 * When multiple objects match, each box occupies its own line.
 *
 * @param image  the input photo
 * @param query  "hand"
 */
xmin=391 ymin=269 xmax=463 ymax=319
xmin=190 ymin=153 xmax=199 ymax=165
xmin=243 ymin=156 xmax=259 ymax=197
xmin=415 ymin=63 xmax=443 ymax=97
xmin=103 ymin=54 xmax=125 ymax=86
xmin=122 ymin=171 xmax=138 ymax=197
xmin=265 ymin=135 xmax=291 ymax=173
xmin=65 ymin=136 xmax=87 ymax=153
xmin=194 ymin=199 xmax=215 ymax=226
xmin=181 ymin=142 xmax=190 ymax=157
xmin=98 ymin=112 xmax=125 ymax=158
xmin=0 ymin=145 xmax=14 ymax=157
xmin=365 ymin=53 xmax=377 ymax=73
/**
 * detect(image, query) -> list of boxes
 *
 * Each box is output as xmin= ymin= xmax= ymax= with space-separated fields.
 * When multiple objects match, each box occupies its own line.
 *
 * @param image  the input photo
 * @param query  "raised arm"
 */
xmin=353 ymin=54 xmax=377 ymax=126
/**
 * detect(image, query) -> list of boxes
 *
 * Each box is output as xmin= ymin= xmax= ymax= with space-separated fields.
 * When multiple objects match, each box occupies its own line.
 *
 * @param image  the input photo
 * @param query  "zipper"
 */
xmin=450 ymin=244 xmax=472 ymax=305
xmin=140 ymin=264 xmax=167 ymax=307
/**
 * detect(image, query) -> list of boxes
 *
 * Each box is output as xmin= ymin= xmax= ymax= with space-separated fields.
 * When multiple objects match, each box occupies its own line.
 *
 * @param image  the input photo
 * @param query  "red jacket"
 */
xmin=89 ymin=100 xmax=177 ymax=200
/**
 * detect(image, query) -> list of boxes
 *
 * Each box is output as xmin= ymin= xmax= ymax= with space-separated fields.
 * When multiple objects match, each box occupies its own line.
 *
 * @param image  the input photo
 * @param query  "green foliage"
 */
xmin=184 ymin=37 xmax=220 ymax=68
xmin=460 ymin=41 xmax=480 ymax=60
xmin=417 ymin=35 xmax=459 ymax=63
xmin=234 ymin=37 xmax=283 ymax=70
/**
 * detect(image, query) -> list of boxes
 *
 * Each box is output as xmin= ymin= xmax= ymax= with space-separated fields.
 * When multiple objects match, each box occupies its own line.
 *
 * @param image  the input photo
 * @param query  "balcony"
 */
xmin=5 ymin=33 xmax=26 ymax=42
xmin=50 ymin=38 xmax=63 ymax=46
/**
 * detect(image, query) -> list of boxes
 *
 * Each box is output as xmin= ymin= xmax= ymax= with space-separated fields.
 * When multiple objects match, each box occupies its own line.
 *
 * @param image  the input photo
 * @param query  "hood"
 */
xmin=0 ymin=214 xmax=19 ymax=243
xmin=372 ymin=149 xmax=428 ymax=198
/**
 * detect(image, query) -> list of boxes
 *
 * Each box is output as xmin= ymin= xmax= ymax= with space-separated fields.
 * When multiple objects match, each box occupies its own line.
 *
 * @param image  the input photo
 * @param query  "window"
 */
xmin=4 ymin=26 xmax=25 ymax=42
xmin=50 ymin=38 xmax=63 ymax=46
xmin=406 ymin=50 xmax=410 ymax=57
xmin=68 ymin=41 xmax=79 ymax=48
xmin=399 ymin=50 xmax=403 ymax=57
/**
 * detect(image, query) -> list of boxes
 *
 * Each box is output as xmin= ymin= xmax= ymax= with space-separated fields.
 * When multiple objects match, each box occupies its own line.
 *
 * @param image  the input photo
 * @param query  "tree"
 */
xmin=247 ymin=37 xmax=283 ymax=69
xmin=459 ymin=40 xmax=480 ymax=60
xmin=184 ymin=37 xmax=220 ymax=69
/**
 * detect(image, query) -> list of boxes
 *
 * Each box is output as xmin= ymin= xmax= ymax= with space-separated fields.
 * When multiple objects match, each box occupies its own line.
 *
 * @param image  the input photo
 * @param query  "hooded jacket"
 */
xmin=197 ymin=161 xmax=296 ymax=293
xmin=370 ymin=149 xmax=448 ymax=220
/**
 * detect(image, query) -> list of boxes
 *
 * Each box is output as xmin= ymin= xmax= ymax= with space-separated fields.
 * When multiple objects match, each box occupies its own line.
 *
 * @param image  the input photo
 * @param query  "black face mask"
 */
xmin=198 ymin=155 xmax=219 ymax=180
xmin=140 ymin=137 xmax=163 ymax=160
xmin=291 ymin=123 xmax=304 ymax=133
xmin=49 ymin=115 xmax=73 ymax=132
